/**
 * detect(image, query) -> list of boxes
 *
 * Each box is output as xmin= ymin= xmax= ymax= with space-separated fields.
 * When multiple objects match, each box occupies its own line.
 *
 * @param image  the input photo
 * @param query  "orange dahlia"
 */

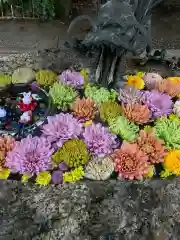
xmin=155 ymin=80 xmax=180 ymax=97
xmin=136 ymin=130 xmax=167 ymax=164
xmin=72 ymin=97 xmax=97 ymax=121
xmin=111 ymin=141 xmax=149 ymax=180
xmin=122 ymin=103 xmax=151 ymax=124
xmin=0 ymin=135 xmax=15 ymax=170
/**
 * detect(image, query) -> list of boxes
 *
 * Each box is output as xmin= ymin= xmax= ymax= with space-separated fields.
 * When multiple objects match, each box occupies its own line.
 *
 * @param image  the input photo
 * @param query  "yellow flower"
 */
xmin=136 ymin=72 xmax=145 ymax=78
xmin=163 ymin=150 xmax=180 ymax=176
xmin=144 ymin=165 xmax=155 ymax=178
xmin=35 ymin=171 xmax=51 ymax=186
xmin=160 ymin=168 xmax=172 ymax=178
xmin=63 ymin=166 xmax=84 ymax=183
xmin=80 ymin=68 xmax=89 ymax=85
xmin=83 ymin=120 xmax=93 ymax=127
xmin=167 ymin=77 xmax=180 ymax=84
xmin=169 ymin=114 xmax=180 ymax=122
xmin=21 ymin=173 xmax=31 ymax=183
xmin=126 ymin=75 xmax=145 ymax=89
xmin=0 ymin=168 xmax=10 ymax=179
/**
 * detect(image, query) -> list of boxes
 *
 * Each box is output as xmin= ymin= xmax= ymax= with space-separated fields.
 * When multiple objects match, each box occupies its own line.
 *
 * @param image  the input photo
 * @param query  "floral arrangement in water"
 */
xmin=1 ymin=68 xmax=180 ymax=185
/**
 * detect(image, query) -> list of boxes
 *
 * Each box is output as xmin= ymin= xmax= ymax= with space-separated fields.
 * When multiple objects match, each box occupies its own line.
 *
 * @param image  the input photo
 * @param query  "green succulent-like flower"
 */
xmin=155 ymin=117 xmax=180 ymax=149
xmin=36 ymin=70 xmax=57 ymax=87
xmin=49 ymin=82 xmax=78 ymax=110
xmin=84 ymin=84 xmax=117 ymax=105
xmin=0 ymin=73 xmax=12 ymax=88
xmin=52 ymin=139 xmax=90 ymax=168
xmin=99 ymin=101 xmax=122 ymax=123
xmin=109 ymin=115 xmax=139 ymax=142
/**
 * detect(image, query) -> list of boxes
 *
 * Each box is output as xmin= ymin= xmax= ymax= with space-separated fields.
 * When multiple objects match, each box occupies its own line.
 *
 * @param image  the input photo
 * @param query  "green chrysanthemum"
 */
xmin=52 ymin=139 xmax=90 ymax=168
xmin=109 ymin=116 xmax=139 ymax=142
xmin=0 ymin=73 xmax=11 ymax=88
xmin=154 ymin=117 xmax=180 ymax=149
xmin=99 ymin=101 xmax=122 ymax=123
xmin=36 ymin=70 xmax=57 ymax=87
xmin=84 ymin=84 xmax=117 ymax=105
xmin=49 ymin=82 xmax=78 ymax=110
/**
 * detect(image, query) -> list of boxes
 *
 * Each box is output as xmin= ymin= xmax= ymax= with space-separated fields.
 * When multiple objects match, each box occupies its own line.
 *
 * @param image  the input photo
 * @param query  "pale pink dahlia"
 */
xmin=111 ymin=141 xmax=149 ymax=180
xmin=42 ymin=113 xmax=82 ymax=147
xmin=5 ymin=135 xmax=53 ymax=176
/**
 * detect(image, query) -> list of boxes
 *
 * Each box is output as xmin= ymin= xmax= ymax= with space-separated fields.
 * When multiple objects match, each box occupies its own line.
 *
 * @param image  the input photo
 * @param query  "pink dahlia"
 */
xmin=42 ymin=113 xmax=82 ymax=147
xmin=58 ymin=69 xmax=84 ymax=88
xmin=111 ymin=141 xmax=149 ymax=180
xmin=5 ymin=135 xmax=53 ymax=176
xmin=83 ymin=123 xmax=118 ymax=157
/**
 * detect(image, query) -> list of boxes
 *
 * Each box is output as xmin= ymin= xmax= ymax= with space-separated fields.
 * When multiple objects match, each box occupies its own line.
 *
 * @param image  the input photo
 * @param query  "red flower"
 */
xmin=18 ymin=100 xmax=37 ymax=112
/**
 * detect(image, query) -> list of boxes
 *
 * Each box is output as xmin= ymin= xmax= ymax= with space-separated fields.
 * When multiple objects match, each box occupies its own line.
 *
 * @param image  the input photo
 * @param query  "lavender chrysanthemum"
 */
xmin=42 ymin=113 xmax=82 ymax=147
xmin=83 ymin=123 xmax=118 ymax=157
xmin=59 ymin=70 xmax=84 ymax=88
xmin=5 ymin=135 xmax=53 ymax=176
xmin=142 ymin=90 xmax=173 ymax=118
xmin=118 ymin=86 xmax=143 ymax=104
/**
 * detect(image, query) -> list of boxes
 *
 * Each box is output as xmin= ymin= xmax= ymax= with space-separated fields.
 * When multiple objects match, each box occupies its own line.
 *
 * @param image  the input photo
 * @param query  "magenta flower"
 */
xmin=5 ymin=135 xmax=53 ymax=176
xmin=83 ymin=123 xmax=118 ymax=157
xmin=42 ymin=113 xmax=82 ymax=147
xmin=58 ymin=70 xmax=84 ymax=88
xmin=118 ymin=86 xmax=143 ymax=104
xmin=142 ymin=90 xmax=173 ymax=118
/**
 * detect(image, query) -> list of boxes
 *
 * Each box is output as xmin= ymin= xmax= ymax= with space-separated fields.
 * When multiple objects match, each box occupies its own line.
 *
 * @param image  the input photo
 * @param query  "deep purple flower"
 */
xmin=51 ymin=170 xmax=63 ymax=184
xmin=83 ymin=123 xmax=118 ymax=157
xmin=142 ymin=90 xmax=173 ymax=118
xmin=58 ymin=162 xmax=69 ymax=172
xmin=42 ymin=113 xmax=82 ymax=147
xmin=58 ymin=70 xmax=84 ymax=88
xmin=118 ymin=86 xmax=143 ymax=104
xmin=5 ymin=135 xmax=53 ymax=176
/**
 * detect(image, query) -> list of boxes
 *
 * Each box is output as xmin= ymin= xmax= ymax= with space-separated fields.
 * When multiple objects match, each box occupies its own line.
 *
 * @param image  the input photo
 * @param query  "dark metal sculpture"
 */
xmin=66 ymin=0 xmax=163 ymax=88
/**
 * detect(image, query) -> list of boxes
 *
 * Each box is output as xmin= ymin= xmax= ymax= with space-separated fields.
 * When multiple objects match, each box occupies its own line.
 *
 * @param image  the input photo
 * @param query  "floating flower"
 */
xmin=59 ymin=69 xmax=84 ymax=88
xmin=51 ymin=170 xmax=63 ymax=185
xmin=5 ymin=135 xmax=53 ymax=176
xmin=52 ymin=139 xmax=90 ymax=167
xmin=63 ymin=166 xmax=84 ymax=183
xmin=49 ymin=82 xmax=78 ymax=110
xmin=144 ymin=165 xmax=155 ymax=178
xmin=142 ymin=90 xmax=173 ymax=118
xmin=122 ymin=103 xmax=151 ymax=124
xmin=169 ymin=113 xmax=180 ymax=122
xmin=0 ymin=136 xmax=15 ymax=171
xmin=58 ymin=162 xmax=69 ymax=172
xmin=155 ymin=118 xmax=180 ymax=149
xmin=83 ymin=120 xmax=93 ymax=127
xmin=109 ymin=116 xmax=139 ymax=142
xmin=0 ymin=168 xmax=10 ymax=179
xmin=99 ymin=101 xmax=122 ymax=123
xmin=0 ymin=73 xmax=12 ymax=89
xmin=173 ymin=100 xmax=180 ymax=117
xmin=136 ymin=130 xmax=167 ymax=164
xmin=80 ymin=68 xmax=89 ymax=85
xmin=125 ymin=75 xmax=144 ymax=89
xmin=160 ymin=168 xmax=172 ymax=178
xmin=118 ymin=86 xmax=143 ymax=104
xmin=111 ymin=141 xmax=149 ymax=180
xmin=42 ymin=113 xmax=82 ymax=147
xmin=168 ymin=77 xmax=180 ymax=83
xmin=84 ymin=84 xmax=117 ymax=105
xmin=163 ymin=150 xmax=180 ymax=176
xmin=83 ymin=123 xmax=118 ymax=157
xmin=84 ymin=156 xmax=114 ymax=180
xmin=36 ymin=70 xmax=57 ymax=87
xmin=155 ymin=79 xmax=180 ymax=97
xmin=72 ymin=97 xmax=97 ymax=121
xmin=143 ymin=72 xmax=163 ymax=90
xmin=35 ymin=171 xmax=51 ymax=186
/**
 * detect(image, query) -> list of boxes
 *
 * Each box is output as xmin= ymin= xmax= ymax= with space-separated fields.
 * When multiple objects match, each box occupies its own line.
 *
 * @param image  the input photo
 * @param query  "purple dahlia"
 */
xmin=58 ymin=69 xmax=84 ymax=88
xmin=5 ymin=135 xmax=53 ymax=176
xmin=83 ymin=123 xmax=118 ymax=157
xmin=142 ymin=90 xmax=173 ymax=118
xmin=42 ymin=113 xmax=82 ymax=147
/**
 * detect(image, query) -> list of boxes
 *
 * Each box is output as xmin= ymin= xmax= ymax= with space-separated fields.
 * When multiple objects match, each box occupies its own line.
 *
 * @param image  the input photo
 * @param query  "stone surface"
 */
xmin=1 ymin=178 xmax=180 ymax=239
